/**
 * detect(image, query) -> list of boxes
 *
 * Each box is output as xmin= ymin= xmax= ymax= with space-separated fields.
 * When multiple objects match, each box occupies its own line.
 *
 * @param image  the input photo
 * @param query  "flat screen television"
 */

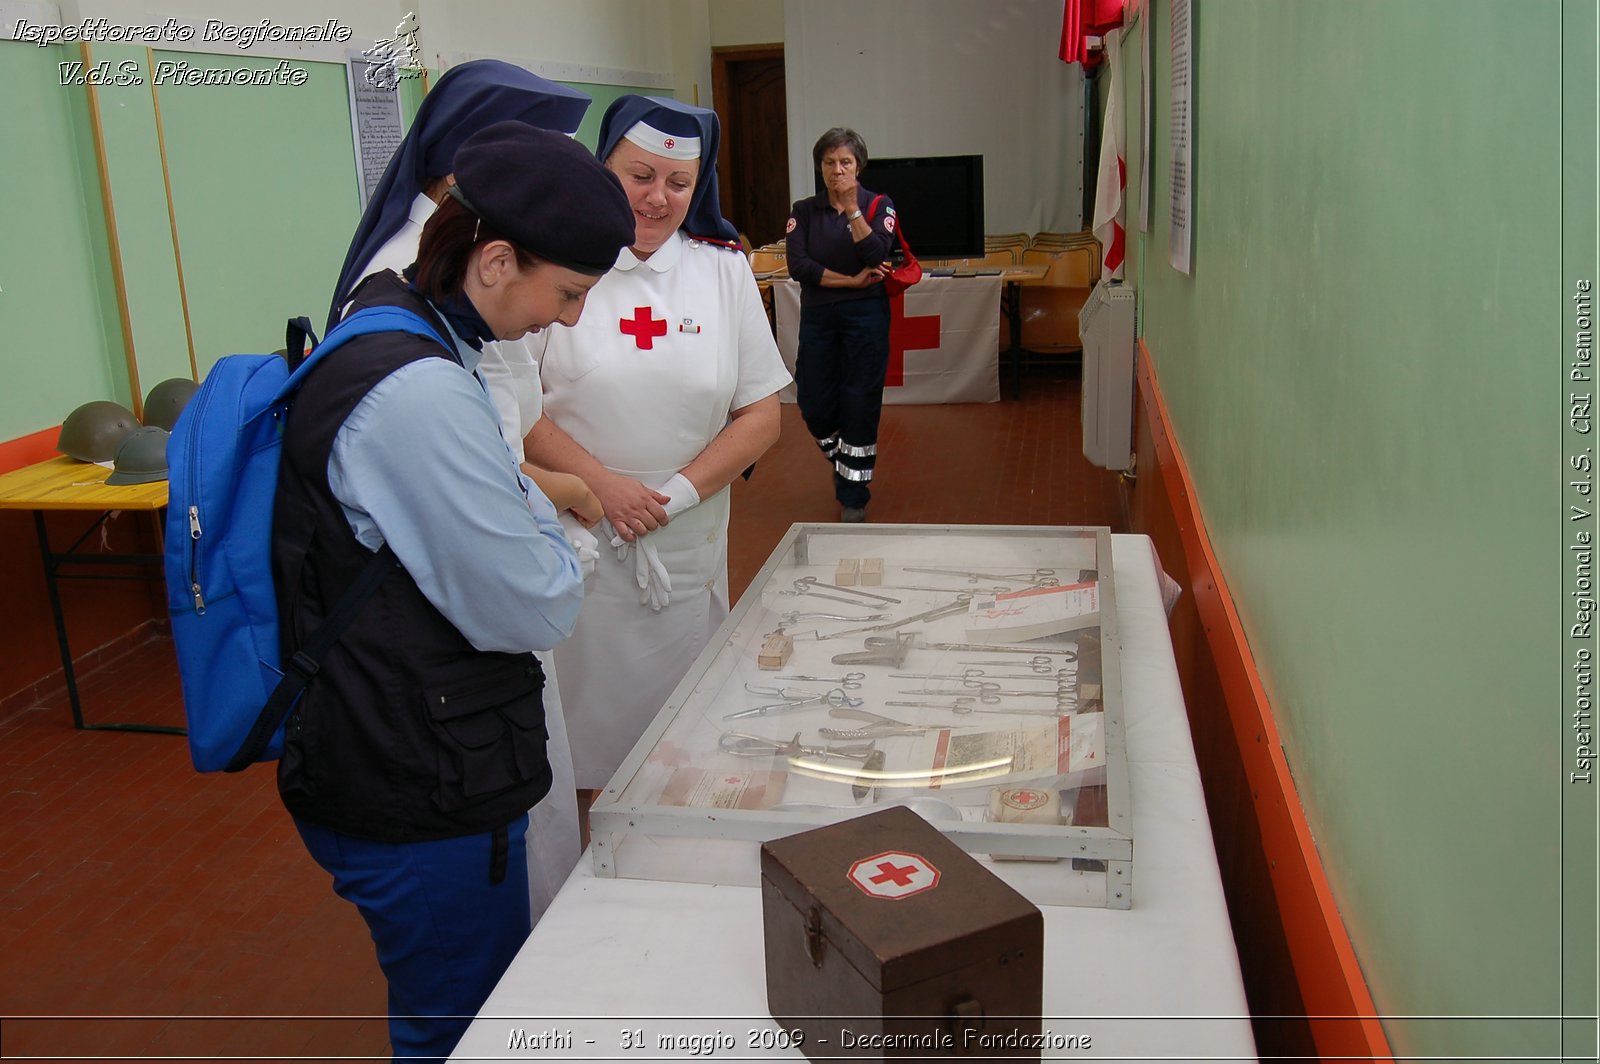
xmin=813 ymin=154 xmax=985 ymax=259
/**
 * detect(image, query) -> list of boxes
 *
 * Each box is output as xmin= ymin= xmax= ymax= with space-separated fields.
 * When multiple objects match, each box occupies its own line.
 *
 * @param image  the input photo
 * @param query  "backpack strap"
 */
xmin=223 ymin=306 xmax=453 ymax=773
xmin=225 ymin=543 xmax=398 ymax=772
xmin=281 ymin=306 xmax=451 ymax=397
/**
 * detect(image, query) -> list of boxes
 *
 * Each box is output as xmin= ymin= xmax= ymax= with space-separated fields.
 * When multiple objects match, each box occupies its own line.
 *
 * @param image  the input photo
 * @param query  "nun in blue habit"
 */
xmin=322 ymin=58 xmax=600 ymax=934
xmin=524 ymin=95 xmax=793 ymax=789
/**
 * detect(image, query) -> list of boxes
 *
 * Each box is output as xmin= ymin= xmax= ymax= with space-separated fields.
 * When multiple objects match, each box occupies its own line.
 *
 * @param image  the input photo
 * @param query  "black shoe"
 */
xmin=841 ymin=506 xmax=867 ymax=523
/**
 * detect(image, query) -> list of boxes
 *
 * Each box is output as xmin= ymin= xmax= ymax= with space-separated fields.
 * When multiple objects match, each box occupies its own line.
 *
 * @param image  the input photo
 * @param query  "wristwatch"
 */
xmin=847 ymin=209 xmax=863 ymax=221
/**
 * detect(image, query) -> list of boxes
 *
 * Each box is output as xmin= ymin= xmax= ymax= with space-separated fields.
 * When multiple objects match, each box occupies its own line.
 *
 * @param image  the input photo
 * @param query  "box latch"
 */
xmin=804 ymin=906 xmax=826 ymax=967
xmin=948 ymin=997 xmax=986 ymax=1054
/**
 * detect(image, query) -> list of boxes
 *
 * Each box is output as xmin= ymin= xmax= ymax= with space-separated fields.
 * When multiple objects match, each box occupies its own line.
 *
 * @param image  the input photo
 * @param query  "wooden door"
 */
xmin=712 ymin=46 xmax=789 ymax=249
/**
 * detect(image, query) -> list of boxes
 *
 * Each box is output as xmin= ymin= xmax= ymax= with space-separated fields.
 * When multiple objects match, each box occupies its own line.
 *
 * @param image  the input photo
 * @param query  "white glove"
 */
xmin=559 ymin=513 xmax=599 ymax=579
xmin=658 ymin=472 xmax=700 ymax=520
xmin=634 ymin=536 xmax=671 ymax=611
xmin=605 ymin=519 xmax=632 ymax=563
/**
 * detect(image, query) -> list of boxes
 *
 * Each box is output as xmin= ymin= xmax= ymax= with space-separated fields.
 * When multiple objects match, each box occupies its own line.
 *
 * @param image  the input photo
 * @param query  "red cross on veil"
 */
xmin=886 ymin=294 xmax=940 ymax=387
xmin=620 ymin=305 xmax=667 ymax=350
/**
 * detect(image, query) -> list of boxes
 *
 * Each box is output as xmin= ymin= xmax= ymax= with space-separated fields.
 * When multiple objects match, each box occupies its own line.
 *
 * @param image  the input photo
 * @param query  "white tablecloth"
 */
xmin=774 ymin=276 xmax=1002 ymax=405
xmin=450 ymin=534 xmax=1257 ymax=1062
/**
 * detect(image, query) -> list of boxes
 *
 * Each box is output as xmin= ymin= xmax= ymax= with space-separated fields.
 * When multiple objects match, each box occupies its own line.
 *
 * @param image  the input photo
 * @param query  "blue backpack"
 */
xmin=165 ymin=306 xmax=450 ymax=772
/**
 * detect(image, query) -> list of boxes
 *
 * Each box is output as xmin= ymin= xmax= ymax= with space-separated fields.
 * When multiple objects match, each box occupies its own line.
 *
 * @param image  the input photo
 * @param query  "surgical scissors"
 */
xmin=776 ymin=672 xmax=866 ymax=689
xmin=718 ymin=731 xmax=878 ymax=762
xmin=724 ymin=685 xmax=862 ymax=720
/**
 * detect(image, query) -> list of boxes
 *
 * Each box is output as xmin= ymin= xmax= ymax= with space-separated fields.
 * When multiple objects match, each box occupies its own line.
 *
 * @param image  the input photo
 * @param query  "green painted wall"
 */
xmin=0 ymin=45 xmax=662 ymax=443
xmin=1123 ymin=1 xmax=1593 ymax=1059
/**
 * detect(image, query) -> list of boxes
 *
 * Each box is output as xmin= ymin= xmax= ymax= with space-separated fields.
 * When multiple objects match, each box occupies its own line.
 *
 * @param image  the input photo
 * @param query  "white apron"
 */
xmin=540 ymin=232 xmax=789 ymax=787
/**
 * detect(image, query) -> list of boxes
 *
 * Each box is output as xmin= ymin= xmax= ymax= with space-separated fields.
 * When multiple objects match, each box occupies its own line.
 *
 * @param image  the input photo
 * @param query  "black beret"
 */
xmin=449 ymin=120 xmax=634 ymax=276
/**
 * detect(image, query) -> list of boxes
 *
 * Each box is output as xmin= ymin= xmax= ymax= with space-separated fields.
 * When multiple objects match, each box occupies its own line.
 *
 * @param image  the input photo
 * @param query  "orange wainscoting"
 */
xmin=1131 ymin=338 xmax=1393 ymax=1063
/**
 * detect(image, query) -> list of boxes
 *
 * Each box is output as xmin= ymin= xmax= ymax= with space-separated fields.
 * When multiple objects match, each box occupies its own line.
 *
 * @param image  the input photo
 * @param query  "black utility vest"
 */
xmin=272 ymin=276 xmax=550 ymax=842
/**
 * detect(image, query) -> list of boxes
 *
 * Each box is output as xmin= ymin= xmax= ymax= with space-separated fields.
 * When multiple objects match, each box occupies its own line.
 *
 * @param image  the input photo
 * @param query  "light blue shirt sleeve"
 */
xmin=326 ymin=355 xmax=583 ymax=654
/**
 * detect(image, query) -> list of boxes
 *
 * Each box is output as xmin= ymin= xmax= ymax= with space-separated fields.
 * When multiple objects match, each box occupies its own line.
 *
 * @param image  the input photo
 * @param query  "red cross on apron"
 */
xmin=886 ymin=293 xmax=940 ymax=388
xmin=619 ymin=305 xmax=667 ymax=350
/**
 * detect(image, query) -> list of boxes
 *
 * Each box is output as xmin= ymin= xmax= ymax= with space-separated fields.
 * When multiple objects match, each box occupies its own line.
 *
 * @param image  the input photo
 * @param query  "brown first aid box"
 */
xmin=760 ymin=805 xmax=1044 ymax=1059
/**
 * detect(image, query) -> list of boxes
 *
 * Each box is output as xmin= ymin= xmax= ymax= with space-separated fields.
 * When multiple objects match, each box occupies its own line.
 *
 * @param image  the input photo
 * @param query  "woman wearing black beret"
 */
xmin=276 ymin=121 xmax=634 ymax=1063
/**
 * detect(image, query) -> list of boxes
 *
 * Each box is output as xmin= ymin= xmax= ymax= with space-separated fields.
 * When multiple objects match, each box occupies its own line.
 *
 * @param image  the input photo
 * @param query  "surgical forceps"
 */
xmin=958 ymin=656 xmax=1057 ymax=673
xmin=782 ymin=576 xmax=901 ymax=606
xmin=884 ymin=697 xmax=985 ymax=713
xmin=921 ymin=641 xmax=1079 ymax=659
xmin=724 ymin=684 xmax=862 ymax=721
xmin=904 ymin=566 xmax=1059 ymax=585
xmin=776 ymin=672 xmax=866 ymax=689
xmin=718 ymin=731 xmax=878 ymax=763
xmin=896 ymin=685 xmax=1002 ymax=704
xmin=890 ymin=668 xmax=1051 ymax=684
xmin=817 ymin=707 xmax=950 ymax=741
xmin=779 ymin=611 xmax=888 ymax=626
xmin=902 ymin=678 xmax=1076 ymax=710
xmin=828 ymin=594 xmax=974 ymax=639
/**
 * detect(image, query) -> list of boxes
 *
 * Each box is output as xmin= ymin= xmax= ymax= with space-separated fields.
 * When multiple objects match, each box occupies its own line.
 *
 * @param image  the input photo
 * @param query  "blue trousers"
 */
xmin=294 ymin=815 xmax=531 ymax=1063
xmin=795 ymin=296 xmax=891 ymax=508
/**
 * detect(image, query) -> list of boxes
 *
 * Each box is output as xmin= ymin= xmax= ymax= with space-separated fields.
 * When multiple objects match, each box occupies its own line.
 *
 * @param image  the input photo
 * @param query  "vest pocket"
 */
xmin=423 ymin=660 xmax=547 ymax=811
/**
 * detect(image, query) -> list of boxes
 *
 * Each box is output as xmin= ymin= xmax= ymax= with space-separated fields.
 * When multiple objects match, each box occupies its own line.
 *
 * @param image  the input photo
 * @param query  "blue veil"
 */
xmin=327 ymin=60 xmax=591 ymax=329
xmin=596 ymin=95 xmax=739 ymax=245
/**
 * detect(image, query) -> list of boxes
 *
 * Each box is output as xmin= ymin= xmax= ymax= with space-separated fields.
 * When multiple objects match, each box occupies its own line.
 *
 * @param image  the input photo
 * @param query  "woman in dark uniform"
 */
xmin=785 ymin=127 xmax=895 ymax=522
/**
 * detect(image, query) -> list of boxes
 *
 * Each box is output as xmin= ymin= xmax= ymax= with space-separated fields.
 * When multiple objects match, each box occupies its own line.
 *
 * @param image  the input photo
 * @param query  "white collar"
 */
xmin=408 ymin=192 xmax=437 ymax=227
xmin=614 ymin=229 xmax=684 ymax=273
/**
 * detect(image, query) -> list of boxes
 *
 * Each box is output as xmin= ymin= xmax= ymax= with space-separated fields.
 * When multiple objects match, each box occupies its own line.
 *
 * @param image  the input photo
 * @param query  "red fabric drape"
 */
xmin=1059 ymin=0 xmax=1125 ymax=68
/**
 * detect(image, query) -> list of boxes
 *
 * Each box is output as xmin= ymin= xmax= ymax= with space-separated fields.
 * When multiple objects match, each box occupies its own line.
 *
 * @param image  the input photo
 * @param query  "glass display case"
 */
xmin=590 ymin=524 xmax=1133 ymax=908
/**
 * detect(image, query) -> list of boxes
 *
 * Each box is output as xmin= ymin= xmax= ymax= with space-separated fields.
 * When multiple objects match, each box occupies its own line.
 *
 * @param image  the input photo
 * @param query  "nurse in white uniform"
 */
xmin=326 ymin=59 xmax=597 ymax=925
xmin=525 ymin=96 xmax=791 ymax=788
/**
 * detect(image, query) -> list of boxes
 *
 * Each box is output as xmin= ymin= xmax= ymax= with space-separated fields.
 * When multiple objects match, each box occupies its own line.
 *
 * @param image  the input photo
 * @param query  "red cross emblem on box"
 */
xmin=847 ymin=850 xmax=940 ymax=900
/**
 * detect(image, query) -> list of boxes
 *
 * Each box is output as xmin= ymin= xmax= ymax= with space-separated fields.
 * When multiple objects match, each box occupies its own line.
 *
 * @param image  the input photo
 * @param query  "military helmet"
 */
xmin=58 ymin=400 xmax=139 ymax=463
xmin=105 ymin=426 xmax=171 ymax=485
xmin=141 ymin=377 xmax=198 ymax=431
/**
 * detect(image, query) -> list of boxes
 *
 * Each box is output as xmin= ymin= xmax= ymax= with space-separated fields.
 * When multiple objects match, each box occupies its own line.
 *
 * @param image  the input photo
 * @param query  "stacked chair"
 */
xmin=1004 ymin=231 xmax=1101 ymax=396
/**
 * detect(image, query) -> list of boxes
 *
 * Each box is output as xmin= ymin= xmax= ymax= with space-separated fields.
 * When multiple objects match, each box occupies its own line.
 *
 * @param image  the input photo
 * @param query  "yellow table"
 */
xmin=0 ymin=457 xmax=180 ymax=733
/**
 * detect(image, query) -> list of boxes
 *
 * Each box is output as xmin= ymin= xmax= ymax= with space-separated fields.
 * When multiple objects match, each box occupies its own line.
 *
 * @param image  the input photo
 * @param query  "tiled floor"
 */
xmin=0 ymin=363 xmax=1124 ymax=1061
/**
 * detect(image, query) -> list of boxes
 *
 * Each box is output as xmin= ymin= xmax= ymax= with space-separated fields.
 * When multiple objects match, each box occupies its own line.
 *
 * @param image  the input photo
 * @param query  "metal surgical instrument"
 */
xmin=817 ymin=707 xmax=950 ymax=740
xmin=724 ymin=685 xmax=863 ymax=720
xmin=904 ymin=566 xmax=1058 ymax=585
xmin=884 ymin=697 xmax=982 ymax=713
xmin=780 ymin=610 xmax=889 ymax=626
xmin=958 ymin=656 xmax=1057 ymax=673
xmin=897 ymin=685 xmax=1002 ymax=704
xmin=784 ymin=576 xmax=901 ymax=604
xmin=776 ymin=672 xmax=866 ymax=689
xmin=828 ymin=595 xmax=974 ymax=639
xmin=921 ymin=641 xmax=1079 ymax=659
xmin=831 ymin=633 xmax=916 ymax=667
xmin=718 ymin=731 xmax=878 ymax=762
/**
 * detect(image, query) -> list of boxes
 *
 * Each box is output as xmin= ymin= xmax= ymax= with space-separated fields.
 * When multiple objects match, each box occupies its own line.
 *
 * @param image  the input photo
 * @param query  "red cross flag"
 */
xmin=848 ymin=850 xmax=941 ymax=900
xmin=1091 ymin=26 xmax=1127 ymax=280
xmin=773 ymin=278 xmax=1001 ymax=404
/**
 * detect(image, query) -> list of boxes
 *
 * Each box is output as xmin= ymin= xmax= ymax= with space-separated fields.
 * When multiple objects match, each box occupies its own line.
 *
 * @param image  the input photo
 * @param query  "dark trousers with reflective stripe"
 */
xmin=294 ymin=814 xmax=531 ymax=1063
xmin=795 ymin=295 xmax=891 ymax=509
